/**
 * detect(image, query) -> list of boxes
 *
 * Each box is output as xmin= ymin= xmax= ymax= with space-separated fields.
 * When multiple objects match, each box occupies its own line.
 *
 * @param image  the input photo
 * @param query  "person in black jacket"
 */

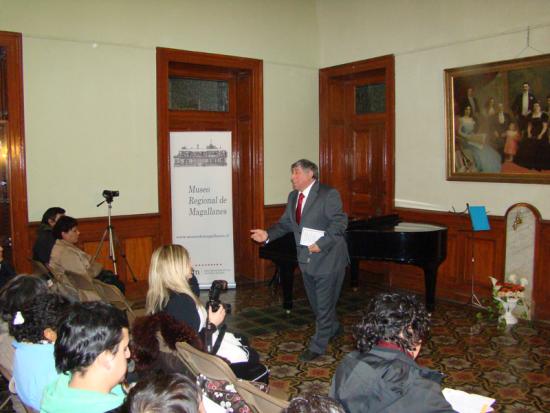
xmin=32 ymin=207 xmax=65 ymax=263
xmin=0 ymin=246 xmax=16 ymax=289
xmin=330 ymin=292 xmax=456 ymax=413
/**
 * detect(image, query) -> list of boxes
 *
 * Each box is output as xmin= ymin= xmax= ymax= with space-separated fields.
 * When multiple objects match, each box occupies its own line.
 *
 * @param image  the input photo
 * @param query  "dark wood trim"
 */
xmin=319 ymin=54 xmax=395 ymax=216
xmin=156 ymin=48 xmax=265 ymax=280
xmin=0 ymin=31 xmax=30 ymax=272
xmin=394 ymin=207 xmax=550 ymax=321
xmin=262 ymin=203 xmax=550 ymax=321
xmin=28 ymin=213 xmax=161 ymax=289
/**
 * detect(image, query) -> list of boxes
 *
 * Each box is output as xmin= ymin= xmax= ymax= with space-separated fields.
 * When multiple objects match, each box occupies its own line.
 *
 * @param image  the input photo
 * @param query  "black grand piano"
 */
xmin=259 ymin=214 xmax=447 ymax=312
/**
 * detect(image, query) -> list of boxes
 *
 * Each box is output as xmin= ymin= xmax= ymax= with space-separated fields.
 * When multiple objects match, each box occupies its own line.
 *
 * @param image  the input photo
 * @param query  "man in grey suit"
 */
xmin=251 ymin=159 xmax=349 ymax=361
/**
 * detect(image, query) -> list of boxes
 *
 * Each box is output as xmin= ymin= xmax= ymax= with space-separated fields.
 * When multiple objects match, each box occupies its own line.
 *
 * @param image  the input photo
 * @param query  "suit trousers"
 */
xmin=302 ymin=266 xmax=346 ymax=354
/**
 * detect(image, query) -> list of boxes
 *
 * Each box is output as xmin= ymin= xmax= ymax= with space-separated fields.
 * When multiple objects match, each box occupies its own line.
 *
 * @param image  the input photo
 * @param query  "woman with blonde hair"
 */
xmin=146 ymin=244 xmax=269 ymax=383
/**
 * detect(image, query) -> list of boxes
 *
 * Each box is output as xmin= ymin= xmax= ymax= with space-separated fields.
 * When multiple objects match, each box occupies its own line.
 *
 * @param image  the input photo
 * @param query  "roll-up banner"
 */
xmin=170 ymin=131 xmax=235 ymax=288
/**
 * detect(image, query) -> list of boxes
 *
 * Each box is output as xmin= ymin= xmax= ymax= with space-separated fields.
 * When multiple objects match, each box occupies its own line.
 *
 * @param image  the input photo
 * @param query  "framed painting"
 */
xmin=445 ymin=53 xmax=550 ymax=184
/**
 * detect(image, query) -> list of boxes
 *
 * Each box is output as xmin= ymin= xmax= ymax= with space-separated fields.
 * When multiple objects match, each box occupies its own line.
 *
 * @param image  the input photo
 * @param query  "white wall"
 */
xmin=317 ymin=0 xmax=550 ymax=218
xmin=0 ymin=0 xmax=320 ymax=219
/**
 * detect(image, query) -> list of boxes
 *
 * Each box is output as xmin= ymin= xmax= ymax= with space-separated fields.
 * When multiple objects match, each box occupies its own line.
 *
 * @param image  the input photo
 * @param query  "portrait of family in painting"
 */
xmin=446 ymin=54 xmax=550 ymax=183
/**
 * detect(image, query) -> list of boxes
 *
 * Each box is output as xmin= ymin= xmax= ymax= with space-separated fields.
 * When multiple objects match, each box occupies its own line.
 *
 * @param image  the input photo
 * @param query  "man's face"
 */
xmin=61 ymin=226 xmax=80 ymax=244
xmin=110 ymin=328 xmax=130 ymax=384
xmin=523 ymin=83 xmax=530 ymax=92
xmin=48 ymin=213 xmax=64 ymax=228
xmin=467 ymin=88 xmax=474 ymax=97
xmin=291 ymin=166 xmax=314 ymax=192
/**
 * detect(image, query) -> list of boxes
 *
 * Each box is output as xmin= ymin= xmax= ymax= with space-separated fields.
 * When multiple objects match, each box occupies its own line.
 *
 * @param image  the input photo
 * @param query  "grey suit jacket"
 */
xmin=267 ymin=181 xmax=349 ymax=275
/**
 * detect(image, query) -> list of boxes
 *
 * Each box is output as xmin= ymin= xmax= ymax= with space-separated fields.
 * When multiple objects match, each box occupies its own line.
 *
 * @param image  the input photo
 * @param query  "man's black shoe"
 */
xmin=299 ymin=349 xmax=321 ymax=362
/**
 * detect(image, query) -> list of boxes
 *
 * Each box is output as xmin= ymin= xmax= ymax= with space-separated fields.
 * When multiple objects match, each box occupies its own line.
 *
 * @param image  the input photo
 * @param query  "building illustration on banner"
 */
xmin=173 ymin=142 xmax=228 ymax=167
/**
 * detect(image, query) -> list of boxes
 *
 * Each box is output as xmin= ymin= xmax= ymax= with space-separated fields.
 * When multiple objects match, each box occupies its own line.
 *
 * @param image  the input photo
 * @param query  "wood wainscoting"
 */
xmin=28 ymin=213 xmax=160 ymax=299
xmin=262 ymin=204 xmax=550 ymax=321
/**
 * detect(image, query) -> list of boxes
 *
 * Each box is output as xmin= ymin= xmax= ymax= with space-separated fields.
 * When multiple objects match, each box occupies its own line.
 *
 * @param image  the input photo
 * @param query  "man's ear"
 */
xmin=43 ymin=328 xmax=57 ymax=343
xmin=96 ymin=350 xmax=115 ymax=370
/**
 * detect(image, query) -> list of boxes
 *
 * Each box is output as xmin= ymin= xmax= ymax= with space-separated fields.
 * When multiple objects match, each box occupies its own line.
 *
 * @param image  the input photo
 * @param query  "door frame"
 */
xmin=0 ymin=31 xmax=30 ymax=271
xmin=156 ymin=48 xmax=265 ymax=280
xmin=319 ymin=55 xmax=395 ymax=215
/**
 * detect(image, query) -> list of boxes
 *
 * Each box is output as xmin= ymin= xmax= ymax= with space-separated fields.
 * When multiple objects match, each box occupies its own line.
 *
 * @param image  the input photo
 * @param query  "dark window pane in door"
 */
xmin=169 ymin=78 xmax=229 ymax=112
xmin=356 ymin=83 xmax=386 ymax=114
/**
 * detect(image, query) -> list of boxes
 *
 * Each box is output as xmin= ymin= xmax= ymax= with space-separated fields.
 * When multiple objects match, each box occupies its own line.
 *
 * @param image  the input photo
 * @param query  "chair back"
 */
xmin=29 ymin=259 xmax=51 ymax=277
xmin=63 ymin=271 xmax=102 ymax=301
xmin=235 ymin=380 xmax=289 ymax=413
xmin=93 ymin=279 xmax=136 ymax=324
xmin=175 ymin=342 xmax=238 ymax=382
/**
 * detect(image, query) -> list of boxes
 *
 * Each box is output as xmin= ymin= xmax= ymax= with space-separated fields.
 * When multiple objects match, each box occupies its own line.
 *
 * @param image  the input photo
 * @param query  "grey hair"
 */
xmin=291 ymin=159 xmax=318 ymax=179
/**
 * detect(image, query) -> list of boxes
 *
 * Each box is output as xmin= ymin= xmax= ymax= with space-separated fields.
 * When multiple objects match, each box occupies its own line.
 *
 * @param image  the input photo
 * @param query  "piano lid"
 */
xmin=349 ymin=222 xmax=446 ymax=233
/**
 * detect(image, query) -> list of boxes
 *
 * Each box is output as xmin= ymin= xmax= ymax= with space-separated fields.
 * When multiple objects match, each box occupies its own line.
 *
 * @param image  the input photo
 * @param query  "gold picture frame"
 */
xmin=445 ymin=53 xmax=550 ymax=184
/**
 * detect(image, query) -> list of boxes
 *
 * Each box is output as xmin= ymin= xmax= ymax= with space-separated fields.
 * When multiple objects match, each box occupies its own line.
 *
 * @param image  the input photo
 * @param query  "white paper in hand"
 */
xmin=300 ymin=227 xmax=325 ymax=246
xmin=442 ymin=388 xmax=495 ymax=413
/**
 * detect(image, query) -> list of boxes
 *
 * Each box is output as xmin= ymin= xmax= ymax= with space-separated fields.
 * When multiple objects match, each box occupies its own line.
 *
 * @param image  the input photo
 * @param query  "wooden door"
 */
xmin=0 ymin=31 xmax=29 ymax=272
xmin=156 ymin=49 xmax=264 ymax=281
xmin=320 ymin=56 xmax=394 ymax=219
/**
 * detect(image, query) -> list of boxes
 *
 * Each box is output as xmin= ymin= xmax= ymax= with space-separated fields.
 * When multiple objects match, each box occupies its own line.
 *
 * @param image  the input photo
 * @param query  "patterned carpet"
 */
xmin=224 ymin=274 xmax=550 ymax=413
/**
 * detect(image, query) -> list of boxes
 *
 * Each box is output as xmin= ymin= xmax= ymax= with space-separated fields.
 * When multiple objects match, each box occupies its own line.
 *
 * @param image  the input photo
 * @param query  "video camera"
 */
xmin=102 ymin=189 xmax=120 ymax=203
xmin=206 ymin=280 xmax=232 ymax=315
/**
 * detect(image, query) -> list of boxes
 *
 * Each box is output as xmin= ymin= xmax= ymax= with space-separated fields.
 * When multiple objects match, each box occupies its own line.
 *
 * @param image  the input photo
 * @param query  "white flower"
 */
xmin=507 ymin=274 xmax=518 ymax=283
xmin=489 ymin=277 xmax=498 ymax=287
xmin=520 ymin=278 xmax=528 ymax=287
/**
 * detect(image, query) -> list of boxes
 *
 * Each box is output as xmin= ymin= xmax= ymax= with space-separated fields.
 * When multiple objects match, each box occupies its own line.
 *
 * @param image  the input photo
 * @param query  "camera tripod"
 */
xmin=93 ymin=196 xmax=138 ymax=282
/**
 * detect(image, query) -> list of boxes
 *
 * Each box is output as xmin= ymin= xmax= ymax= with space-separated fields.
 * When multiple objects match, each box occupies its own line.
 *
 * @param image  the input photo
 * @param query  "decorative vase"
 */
xmin=498 ymin=297 xmax=519 ymax=325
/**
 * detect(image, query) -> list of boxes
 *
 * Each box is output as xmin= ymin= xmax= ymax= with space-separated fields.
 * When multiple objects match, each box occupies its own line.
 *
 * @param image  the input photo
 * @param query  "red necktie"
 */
xmin=295 ymin=192 xmax=305 ymax=224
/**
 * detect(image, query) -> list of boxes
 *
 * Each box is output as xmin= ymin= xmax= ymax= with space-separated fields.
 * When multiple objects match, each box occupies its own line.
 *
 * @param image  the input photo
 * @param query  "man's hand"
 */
xmin=308 ymin=243 xmax=321 ymax=253
xmin=250 ymin=229 xmax=268 ymax=243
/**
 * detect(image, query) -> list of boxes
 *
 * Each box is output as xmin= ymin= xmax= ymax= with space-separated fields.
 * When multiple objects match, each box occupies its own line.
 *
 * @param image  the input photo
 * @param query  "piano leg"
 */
xmin=278 ymin=262 xmax=296 ymax=310
xmin=350 ymin=259 xmax=359 ymax=289
xmin=423 ymin=263 xmax=439 ymax=312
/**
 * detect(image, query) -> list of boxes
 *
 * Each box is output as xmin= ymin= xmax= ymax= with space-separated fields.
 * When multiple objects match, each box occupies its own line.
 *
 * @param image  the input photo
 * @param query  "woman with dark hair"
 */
xmin=9 ymin=293 xmax=69 ymax=410
xmin=124 ymin=372 xmax=205 ymax=413
xmin=457 ymin=105 xmax=501 ymax=172
xmin=130 ymin=312 xmax=203 ymax=380
xmin=516 ymin=101 xmax=549 ymax=170
xmin=285 ymin=393 xmax=345 ymax=413
xmin=0 ymin=275 xmax=49 ymax=413
xmin=49 ymin=216 xmax=125 ymax=292
xmin=329 ymin=292 xmax=455 ymax=413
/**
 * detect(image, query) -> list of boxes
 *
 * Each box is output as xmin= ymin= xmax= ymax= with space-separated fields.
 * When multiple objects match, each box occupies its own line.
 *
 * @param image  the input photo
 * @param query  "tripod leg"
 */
xmin=107 ymin=225 xmax=118 ymax=275
xmin=111 ymin=230 xmax=139 ymax=283
xmin=92 ymin=228 xmax=110 ymax=264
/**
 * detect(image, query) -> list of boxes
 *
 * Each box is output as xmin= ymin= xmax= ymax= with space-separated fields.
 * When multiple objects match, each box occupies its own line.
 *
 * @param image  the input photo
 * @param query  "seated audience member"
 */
xmin=9 ymin=293 xmax=70 ymax=410
xmin=0 ymin=245 xmax=16 ymax=289
xmin=0 ymin=275 xmax=50 ymax=413
xmin=330 ymin=292 xmax=456 ymax=413
xmin=124 ymin=371 xmax=206 ymax=413
xmin=130 ymin=312 xmax=203 ymax=381
xmin=40 ymin=301 xmax=130 ymax=413
xmin=146 ymin=244 xmax=269 ymax=383
xmin=285 ymin=393 xmax=345 ymax=413
xmin=49 ymin=216 xmax=125 ymax=293
xmin=33 ymin=207 xmax=65 ymax=263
